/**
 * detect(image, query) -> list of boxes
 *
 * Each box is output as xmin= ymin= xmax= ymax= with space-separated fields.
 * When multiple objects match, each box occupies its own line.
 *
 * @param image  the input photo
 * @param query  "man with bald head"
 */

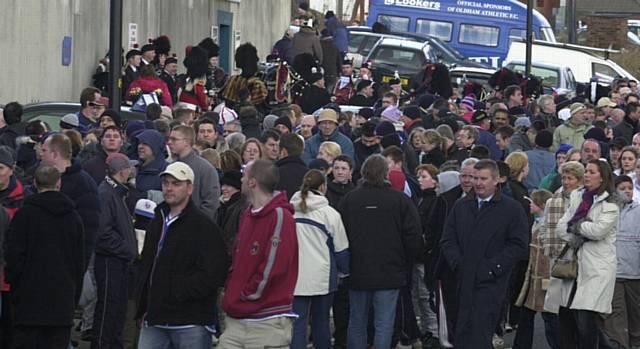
xmin=297 ymin=115 xmax=316 ymax=140
xmin=580 ymin=139 xmax=601 ymax=164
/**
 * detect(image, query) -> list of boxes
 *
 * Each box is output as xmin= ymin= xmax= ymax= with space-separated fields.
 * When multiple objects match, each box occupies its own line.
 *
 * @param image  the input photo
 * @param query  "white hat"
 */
xmin=558 ymin=108 xmax=572 ymax=121
xmin=160 ymin=162 xmax=195 ymax=183
xmin=134 ymin=199 xmax=157 ymax=218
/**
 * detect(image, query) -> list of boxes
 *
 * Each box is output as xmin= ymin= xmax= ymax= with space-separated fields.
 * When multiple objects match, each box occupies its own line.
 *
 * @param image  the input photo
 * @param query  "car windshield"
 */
xmin=370 ymin=46 xmax=426 ymax=71
xmin=508 ymin=64 xmax=560 ymax=88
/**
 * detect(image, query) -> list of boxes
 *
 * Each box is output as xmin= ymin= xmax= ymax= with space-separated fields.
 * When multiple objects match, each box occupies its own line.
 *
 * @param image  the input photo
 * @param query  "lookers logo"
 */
xmin=384 ymin=0 xmax=441 ymax=10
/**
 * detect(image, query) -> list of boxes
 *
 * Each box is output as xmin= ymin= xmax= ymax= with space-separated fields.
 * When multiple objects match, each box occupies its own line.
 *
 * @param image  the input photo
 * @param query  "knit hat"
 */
xmin=381 ymin=106 xmax=402 ymax=123
xmin=60 ymin=113 xmax=79 ymax=129
xmin=535 ymin=130 xmax=553 ymax=148
xmin=514 ymin=117 xmax=531 ymax=129
xmin=0 ymin=146 xmax=15 ymax=168
xmin=357 ymin=107 xmax=374 ymax=120
xmin=460 ymin=96 xmax=475 ymax=111
xmin=584 ymin=127 xmax=608 ymax=143
xmin=356 ymin=79 xmax=374 ymax=92
xmin=570 ymin=102 xmax=586 ymax=117
xmin=106 ymin=153 xmax=137 ymax=172
xmin=436 ymin=124 xmax=454 ymax=141
xmin=221 ymin=170 xmax=242 ymax=190
xmin=403 ymin=106 xmax=420 ymax=120
xmin=417 ymin=94 xmax=437 ymax=109
xmin=273 ymin=116 xmax=292 ymax=132
xmin=262 ymin=114 xmax=279 ymax=130
xmin=100 ymin=109 xmax=122 ymax=128
xmin=308 ymin=158 xmax=330 ymax=171
xmin=556 ymin=143 xmax=573 ymax=157
xmin=375 ymin=121 xmax=396 ymax=137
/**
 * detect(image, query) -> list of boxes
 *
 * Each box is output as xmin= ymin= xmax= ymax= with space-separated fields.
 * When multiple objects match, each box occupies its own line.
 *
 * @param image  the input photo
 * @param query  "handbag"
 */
xmin=551 ymin=244 xmax=578 ymax=279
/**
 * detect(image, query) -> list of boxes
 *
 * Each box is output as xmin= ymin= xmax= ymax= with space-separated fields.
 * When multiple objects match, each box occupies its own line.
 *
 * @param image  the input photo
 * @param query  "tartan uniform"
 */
xmin=221 ymin=75 xmax=267 ymax=106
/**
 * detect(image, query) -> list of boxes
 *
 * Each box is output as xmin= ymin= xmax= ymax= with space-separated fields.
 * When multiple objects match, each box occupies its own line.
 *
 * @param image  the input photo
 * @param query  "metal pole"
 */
xmin=567 ymin=0 xmax=576 ymax=44
xmin=108 ymin=0 xmax=123 ymax=109
xmin=525 ymin=0 xmax=533 ymax=77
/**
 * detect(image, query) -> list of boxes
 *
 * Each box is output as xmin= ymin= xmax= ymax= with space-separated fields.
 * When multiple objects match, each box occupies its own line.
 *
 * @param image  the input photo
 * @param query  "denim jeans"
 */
xmin=558 ymin=307 xmax=599 ymax=349
xmin=138 ymin=325 xmax=211 ymax=349
xmin=292 ymin=294 xmax=334 ymax=349
xmin=348 ymin=289 xmax=400 ymax=349
xmin=512 ymin=307 xmax=559 ymax=349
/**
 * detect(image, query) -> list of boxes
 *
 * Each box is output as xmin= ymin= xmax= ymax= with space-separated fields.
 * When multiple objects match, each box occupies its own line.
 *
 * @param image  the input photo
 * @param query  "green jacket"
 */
xmin=551 ymin=120 xmax=591 ymax=152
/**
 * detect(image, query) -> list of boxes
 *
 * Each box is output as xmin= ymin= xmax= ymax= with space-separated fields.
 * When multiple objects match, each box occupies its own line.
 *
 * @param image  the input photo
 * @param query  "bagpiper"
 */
xmin=333 ymin=56 xmax=356 ymax=105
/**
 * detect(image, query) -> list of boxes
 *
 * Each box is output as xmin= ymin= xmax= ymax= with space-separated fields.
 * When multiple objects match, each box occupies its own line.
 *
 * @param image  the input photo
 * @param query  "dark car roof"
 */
xmin=21 ymin=102 xmax=145 ymax=131
xmin=348 ymin=26 xmax=491 ymax=69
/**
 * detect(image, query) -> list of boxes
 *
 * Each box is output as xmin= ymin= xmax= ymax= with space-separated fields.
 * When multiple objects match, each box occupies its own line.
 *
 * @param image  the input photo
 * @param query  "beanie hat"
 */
xmin=556 ymin=143 xmax=573 ymax=157
xmin=417 ymin=94 xmax=437 ymax=109
xmin=535 ymin=130 xmax=553 ymax=148
xmin=60 ymin=113 xmax=80 ymax=129
xmin=381 ymin=106 xmax=402 ymax=123
xmin=273 ymin=116 xmax=292 ymax=132
xmin=220 ymin=170 xmax=242 ymax=190
xmin=100 ymin=109 xmax=123 ymax=128
xmin=435 ymin=124 xmax=454 ymax=141
xmin=358 ymin=107 xmax=374 ymax=120
xmin=361 ymin=121 xmax=377 ymax=137
xmin=460 ymin=96 xmax=475 ymax=111
xmin=375 ymin=121 xmax=396 ymax=137
xmin=403 ymin=106 xmax=421 ymax=120
xmin=584 ymin=127 xmax=608 ymax=143
xmin=262 ymin=114 xmax=279 ymax=130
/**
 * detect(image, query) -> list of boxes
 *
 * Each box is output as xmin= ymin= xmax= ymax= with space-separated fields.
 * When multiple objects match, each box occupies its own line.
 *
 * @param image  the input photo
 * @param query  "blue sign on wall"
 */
xmin=62 ymin=36 xmax=72 ymax=66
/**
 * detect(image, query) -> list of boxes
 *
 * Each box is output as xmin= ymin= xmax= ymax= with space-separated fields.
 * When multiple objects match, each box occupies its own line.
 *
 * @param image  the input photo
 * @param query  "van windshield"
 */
xmin=377 ymin=15 xmax=410 ymax=32
xmin=459 ymin=24 xmax=499 ymax=47
xmin=508 ymin=64 xmax=559 ymax=89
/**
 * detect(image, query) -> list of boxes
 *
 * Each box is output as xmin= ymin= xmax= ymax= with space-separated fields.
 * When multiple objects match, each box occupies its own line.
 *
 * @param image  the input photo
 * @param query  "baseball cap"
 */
xmin=471 ymin=110 xmax=489 ymax=124
xmin=596 ymin=97 xmax=616 ymax=108
xmin=569 ymin=102 xmax=586 ymax=117
xmin=106 ymin=153 xmax=138 ymax=172
xmin=160 ymin=162 xmax=195 ymax=183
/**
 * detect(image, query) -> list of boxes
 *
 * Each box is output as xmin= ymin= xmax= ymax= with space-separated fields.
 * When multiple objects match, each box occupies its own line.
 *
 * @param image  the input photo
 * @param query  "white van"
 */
xmin=506 ymin=40 xmax=637 ymax=84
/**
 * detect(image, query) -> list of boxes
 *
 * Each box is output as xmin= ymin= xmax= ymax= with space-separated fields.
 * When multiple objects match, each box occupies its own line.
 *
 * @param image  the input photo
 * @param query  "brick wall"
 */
xmin=583 ymin=15 xmax=630 ymax=49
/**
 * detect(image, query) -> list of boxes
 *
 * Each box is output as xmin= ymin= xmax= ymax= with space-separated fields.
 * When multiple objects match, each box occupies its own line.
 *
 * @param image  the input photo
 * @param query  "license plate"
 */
xmin=382 ymin=75 xmax=409 ymax=85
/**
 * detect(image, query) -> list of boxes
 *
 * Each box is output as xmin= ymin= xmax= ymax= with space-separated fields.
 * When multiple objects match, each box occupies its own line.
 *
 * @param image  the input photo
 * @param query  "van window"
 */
xmin=348 ymin=34 xmax=366 ymax=53
xmin=370 ymin=46 xmax=426 ymax=71
xmin=507 ymin=64 xmax=559 ymax=89
xmin=592 ymin=62 xmax=620 ymax=82
xmin=377 ymin=15 xmax=410 ymax=32
xmin=566 ymin=68 xmax=577 ymax=90
xmin=508 ymin=28 xmax=536 ymax=46
xmin=459 ymin=24 xmax=499 ymax=47
xmin=416 ymin=19 xmax=453 ymax=41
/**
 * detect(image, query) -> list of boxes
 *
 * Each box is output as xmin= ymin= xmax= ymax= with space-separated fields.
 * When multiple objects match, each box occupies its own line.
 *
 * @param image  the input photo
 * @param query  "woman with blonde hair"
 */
xmin=317 ymin=141 xmax=342 ymax=165
xmin=290 ymin=170 xmax=349 ymax=349
xmin=545 ymin=159 xmax=619 ymax=348
xmin=420 ymin=129 xmax=445 ymax=168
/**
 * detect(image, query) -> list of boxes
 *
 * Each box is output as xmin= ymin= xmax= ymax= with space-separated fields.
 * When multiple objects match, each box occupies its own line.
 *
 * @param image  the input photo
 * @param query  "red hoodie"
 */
xmin=222 ymin=191 xmax=298 ymax=319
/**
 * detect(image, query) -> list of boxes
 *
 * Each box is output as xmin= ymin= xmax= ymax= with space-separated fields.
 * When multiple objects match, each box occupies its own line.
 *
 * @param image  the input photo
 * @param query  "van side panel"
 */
xmin=368 ymin=0 xmax=551 ymax=68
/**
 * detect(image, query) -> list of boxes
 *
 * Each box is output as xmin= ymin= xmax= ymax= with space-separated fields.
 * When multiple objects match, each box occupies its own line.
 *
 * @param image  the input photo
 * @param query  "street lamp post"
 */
xmin=108 ymin=0 xmax=123 ymax=109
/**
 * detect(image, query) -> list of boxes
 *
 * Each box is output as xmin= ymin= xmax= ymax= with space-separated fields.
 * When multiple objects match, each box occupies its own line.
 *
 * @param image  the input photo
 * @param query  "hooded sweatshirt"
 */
xmin=222 ymin=191 xmax=298 ymax=319
xmin=290 ymin=190 xmax=349 ymax=296
xmin=6 ymin=191 xmax=84 ymax=326
xmin=135 ymin=129 xmax=168 ymax=192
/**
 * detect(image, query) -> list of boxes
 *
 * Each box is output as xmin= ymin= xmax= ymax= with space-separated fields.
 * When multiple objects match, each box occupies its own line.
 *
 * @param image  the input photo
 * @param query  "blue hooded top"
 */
xmin=135 ymin=129 xmax=168 ymax=192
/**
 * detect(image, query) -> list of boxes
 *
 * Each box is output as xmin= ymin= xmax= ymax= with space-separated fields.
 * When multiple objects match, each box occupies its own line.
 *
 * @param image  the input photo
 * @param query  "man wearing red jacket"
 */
xmin=219 ymin=159 xmax=299 ymax=348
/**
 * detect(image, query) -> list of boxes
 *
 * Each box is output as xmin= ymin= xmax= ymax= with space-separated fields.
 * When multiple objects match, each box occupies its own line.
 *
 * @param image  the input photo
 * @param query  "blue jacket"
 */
xmin=476 ymin=127 xmax=501 ymax=161
xmin=524 ymin=147 xmax=555 ymax=191
xmin=325 ymin=17 xmax=349 ymax=53
xmin=95 ymin=176 xmax=136 ymax=261
xmin=273 ymin=35 xmax=293 ymax=64
xmin=302 ymin=129 xmax=355 ymax=165
xmin=135 ymin=130 xmax=168 ymax=192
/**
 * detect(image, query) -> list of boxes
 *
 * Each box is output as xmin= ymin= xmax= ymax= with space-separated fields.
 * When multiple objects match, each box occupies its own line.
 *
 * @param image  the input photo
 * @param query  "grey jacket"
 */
xmin=616 ymin=200 xmax=640 ymax=279
xmin=178 ymin=150 xmax=220 ymax=220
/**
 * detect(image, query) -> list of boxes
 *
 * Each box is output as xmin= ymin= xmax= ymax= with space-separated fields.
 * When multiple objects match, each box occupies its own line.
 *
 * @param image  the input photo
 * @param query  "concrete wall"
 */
xmin=0 ymin=0 xmax=291 ymax=104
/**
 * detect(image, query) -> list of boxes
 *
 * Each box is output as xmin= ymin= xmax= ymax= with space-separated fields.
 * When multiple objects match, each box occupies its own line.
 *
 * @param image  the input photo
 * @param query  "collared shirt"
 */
xmin=477 ymin=194 xmax=494 ymax=209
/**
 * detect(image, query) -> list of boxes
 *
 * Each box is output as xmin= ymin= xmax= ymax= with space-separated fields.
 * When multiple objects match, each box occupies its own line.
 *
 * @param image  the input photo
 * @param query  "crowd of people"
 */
xmin=1 ymin=3 xmax=640 ymax=349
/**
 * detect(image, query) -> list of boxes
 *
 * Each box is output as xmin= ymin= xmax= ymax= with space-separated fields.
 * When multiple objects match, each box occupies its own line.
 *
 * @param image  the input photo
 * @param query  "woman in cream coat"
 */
xmin=544 ymin=159 xmax=620 ymax=349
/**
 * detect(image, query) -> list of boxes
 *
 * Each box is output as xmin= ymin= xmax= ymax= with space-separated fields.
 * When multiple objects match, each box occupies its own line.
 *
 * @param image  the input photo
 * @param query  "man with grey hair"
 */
xmin=223 ymin=119 xmax=242 ymax=137
xmin=441 ymin=159 xmax=528 ymax=349
xmin=580 ymin=138 xmax=601 ymax=164
xmin=339 ymin=154 xmax=422 ymax=349
xmin=533 ymin=95 xmax=561 ymax=129
xmin=226 ymin=132 xmax=246 ymax=154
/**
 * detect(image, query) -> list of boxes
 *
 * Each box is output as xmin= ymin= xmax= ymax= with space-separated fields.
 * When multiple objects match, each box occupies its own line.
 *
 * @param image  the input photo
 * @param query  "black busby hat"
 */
xmin=360 ymin=61 xmax=372 ymax=70
xmin=293 ymin=53 xmax=320 ymax=83
xmin=198 ymin=37 xmax=219 ymax=58
xmin=153 ymin=35 xmax=171 ymax=56
xmin=235 ymin=43 xmax=259 ymax=77
xmin=388 ymin=71 xmax=402 ymax=86
xmin=488 ymin=68 xmax=520 ymax=92
xmin=356 ymin=79 xmax=374 ymax=92
xmin=183 ymin=45 xmax=209 ymax=79
xmin=520 ymin=75 xmax=543 ymax=99
xmin=342 ymin=55 xmax=353 ymax=66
